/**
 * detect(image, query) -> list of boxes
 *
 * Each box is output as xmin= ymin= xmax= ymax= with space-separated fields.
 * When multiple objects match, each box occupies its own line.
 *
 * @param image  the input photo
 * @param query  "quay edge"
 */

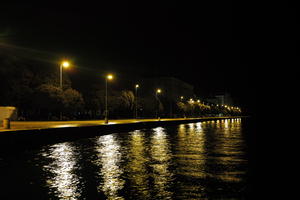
xmin=0 ymin=116 xmax=248 ymax=154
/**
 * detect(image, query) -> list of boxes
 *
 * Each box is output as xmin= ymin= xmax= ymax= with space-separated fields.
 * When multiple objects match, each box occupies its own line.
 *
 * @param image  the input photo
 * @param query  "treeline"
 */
xmin=0 ymin=54 xmax=241 ymax=120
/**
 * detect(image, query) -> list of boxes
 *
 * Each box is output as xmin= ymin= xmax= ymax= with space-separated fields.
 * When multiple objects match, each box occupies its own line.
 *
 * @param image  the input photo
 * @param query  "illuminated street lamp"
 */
xmin=59 ymin=60 xmax=70 ymax=120
xmin=156 ymin=89 xmax=162 ymax=119
xmin=135 ymin=84 xmax=139 ymax=119
xmin=105 ymin=74 xmax=113 ymax=124
xmin=60 ymin=60 xmax=70 ymax=89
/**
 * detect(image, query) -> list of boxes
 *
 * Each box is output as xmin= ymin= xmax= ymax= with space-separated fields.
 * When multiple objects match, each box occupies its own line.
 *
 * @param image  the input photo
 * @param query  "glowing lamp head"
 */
xmin=135 ymin=84 xmax=139 ymax=88
xmin=180 ymin=96 xmax=184 ymax=99
xmin=156 ymin=89 xmax=161 ymax=94
xmin=61 ymin=61 xmax=70 ymax=68
xmin=107 ymin=74 xmax=113 ymax=80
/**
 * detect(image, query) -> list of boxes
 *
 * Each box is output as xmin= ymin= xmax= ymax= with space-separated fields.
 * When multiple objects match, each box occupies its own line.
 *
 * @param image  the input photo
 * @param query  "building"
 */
xmin=205 ymin=93 xmax=233 ymax=106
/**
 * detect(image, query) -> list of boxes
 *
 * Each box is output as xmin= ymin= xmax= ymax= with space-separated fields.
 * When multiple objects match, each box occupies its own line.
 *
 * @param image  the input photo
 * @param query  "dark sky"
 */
xmin=0 ymin=1 xmax=257 ymax=112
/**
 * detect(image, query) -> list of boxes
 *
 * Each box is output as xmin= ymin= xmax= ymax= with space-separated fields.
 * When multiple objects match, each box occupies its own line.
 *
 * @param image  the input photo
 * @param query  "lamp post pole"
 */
xmin=60 ymin=63 xmax=63 ymax=89
xmin=105 ymin=77 xmax=108 ymax=123
xmin=105 ymin=74 xmax=113 ymax=124
xmin=156 ymin=89 xmax=161 ymax=120
xmin=60 ymin=64 xmax=63 ymax=120
xmin=59 ymin=61 xmax=70 ymax=120
xmin=135 ymin=84 xmax=139 ymax=119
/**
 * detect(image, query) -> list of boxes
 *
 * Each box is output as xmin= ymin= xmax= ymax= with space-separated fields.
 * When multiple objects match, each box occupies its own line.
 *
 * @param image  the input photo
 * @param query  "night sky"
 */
xmin=0 ymin=2 xmax=258 ymax=113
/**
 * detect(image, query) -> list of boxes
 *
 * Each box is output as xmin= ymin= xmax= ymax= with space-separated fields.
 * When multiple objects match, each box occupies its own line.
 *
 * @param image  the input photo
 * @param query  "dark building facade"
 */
xmin=205 ymin=92 xmax=233 ymax=106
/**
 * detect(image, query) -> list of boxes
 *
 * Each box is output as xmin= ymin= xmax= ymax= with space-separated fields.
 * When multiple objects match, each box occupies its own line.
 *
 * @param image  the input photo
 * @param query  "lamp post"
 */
xmin=156 ymin=89 xmax=161 ymax=119
xmin=105 ymin=74 xmax=113 ymax=124
xmin=180 ymin=96 xmax=185 ymax=118
xmin=60 ymin=61 xmax=70 ymax=89
xmin=135 ymin=84 xmax=139 ymax=119
xmin=59 ymin=60 xmax=70 ymax=120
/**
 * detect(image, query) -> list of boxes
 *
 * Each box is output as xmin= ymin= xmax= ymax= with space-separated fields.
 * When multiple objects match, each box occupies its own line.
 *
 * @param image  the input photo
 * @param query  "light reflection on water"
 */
xmin=41 ymin=143 xmax=81 ymax=200
xmin=95 ymin=134 xmax=124 ymax=200
xmin=175 ymin=122 xmax=207 ymax=199
xmin=211 ymin=118 xmax=247 ymax=183
xmin=126 ymin=130 xmax=150 ymax=199
xmin=150 ymin=127 xmax=173 ymax=199
xmin=8 ymin=118 xmax=250 ymax=199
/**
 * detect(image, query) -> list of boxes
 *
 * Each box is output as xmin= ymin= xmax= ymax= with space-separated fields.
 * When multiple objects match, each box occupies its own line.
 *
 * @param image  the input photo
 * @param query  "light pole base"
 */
xmin=104 ymin=117 xmax=108 ymax=124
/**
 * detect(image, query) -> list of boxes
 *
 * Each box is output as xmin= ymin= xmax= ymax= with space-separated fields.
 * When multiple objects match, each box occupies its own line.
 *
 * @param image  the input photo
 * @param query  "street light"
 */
xmin=156 ymin=89 xmax=162 ymax=119
xmin=60 ymin=61 xmax=70 ymax=89
xmin=135 ymin=84 xmax=139 ymax=119
xmin=105 ymin=74 xmax=113 ymax=124
xmin=59 ymin=60 xmax=70 ymax=120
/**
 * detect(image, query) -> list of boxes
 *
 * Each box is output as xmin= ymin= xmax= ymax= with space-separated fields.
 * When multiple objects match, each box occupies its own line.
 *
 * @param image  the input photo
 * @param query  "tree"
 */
xmin=62 ymin=88 xmax=84 ymax=118
xmin=177 ymin=101 xmax=187 ymax=117
xmin=34 ymin=84 xmax=64 ymax=119
xmin=34 ymin=84 xmax=84 ymax=119
xmin=119 ymin=90 xmax=135 ymax=116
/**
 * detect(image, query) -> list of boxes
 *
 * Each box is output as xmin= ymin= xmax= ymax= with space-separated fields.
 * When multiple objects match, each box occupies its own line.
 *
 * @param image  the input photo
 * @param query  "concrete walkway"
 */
xmin=0 ymin=117 xmax=236 ymax=132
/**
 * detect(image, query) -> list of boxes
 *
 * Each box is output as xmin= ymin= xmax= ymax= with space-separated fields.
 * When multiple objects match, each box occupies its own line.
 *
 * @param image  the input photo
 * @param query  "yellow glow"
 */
xmin=95 ymin=134 xmax=124 ymax=199
xmin=180 ymin=96 xmax=184 ymax=99
xmin=135 ymin=84 xmax=139 ymax=88
xmin=127 ymin=130 xmax=149 ymax=197
xmin=107 ymin=74 xmax=113 ymax=80
xmin=150 ymin=127 xmax=173 ymax=198
xmin=62 ymin=61 xmax=70 ymax=68
xmin=157 ymin=89 xmax=161 ymax=93
xmin=43 ymin=143 xmax=80 ymax=199
xmin=177 ymin=122 xmax=206 ymax=180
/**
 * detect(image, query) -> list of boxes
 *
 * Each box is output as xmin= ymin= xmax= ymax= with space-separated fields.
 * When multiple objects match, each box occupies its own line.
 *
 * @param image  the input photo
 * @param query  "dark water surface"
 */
xmin=0 ymin=118 xmax=253 ymax=199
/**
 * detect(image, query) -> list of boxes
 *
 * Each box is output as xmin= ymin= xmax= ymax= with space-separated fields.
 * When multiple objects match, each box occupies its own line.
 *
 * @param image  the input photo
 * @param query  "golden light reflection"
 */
xmin=178 ymin=124 xmax=187 ymax=138
xmin=43 ymin=142 xmax=80 ymax=200
xmin=196 ymin=122 xmax=202 ymax=130
xmin=176 ymin=122 xmax=206 ymax=178
xmin=188 ymin=123 xmax=195 ymax=131
xmin=208 ymin=119 xmax=247 ymax=182
xmin=95 ymin=134 xmax=124 ymax=200
xmin=52 ymin=124 xmax=78 ymax=128
xmin=224 ymin=119 xmax=229 ymax=129
xmin=175 ymin=122 xmax=206 ymax=198
xmin=150 ymin=127 xmax=173 ymax=199
xmin=126 ymin=130 xmax=150 ymax=198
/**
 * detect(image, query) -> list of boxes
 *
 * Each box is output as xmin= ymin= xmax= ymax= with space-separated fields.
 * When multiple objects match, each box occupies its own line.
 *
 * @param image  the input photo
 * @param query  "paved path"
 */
xmin=0 ymin=117 xmax=237 ymax=132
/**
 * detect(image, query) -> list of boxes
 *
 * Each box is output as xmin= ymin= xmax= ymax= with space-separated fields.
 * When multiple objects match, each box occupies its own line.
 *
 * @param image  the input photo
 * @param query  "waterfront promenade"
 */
xmin=0 ymin=117 xmax=241 ymax=133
